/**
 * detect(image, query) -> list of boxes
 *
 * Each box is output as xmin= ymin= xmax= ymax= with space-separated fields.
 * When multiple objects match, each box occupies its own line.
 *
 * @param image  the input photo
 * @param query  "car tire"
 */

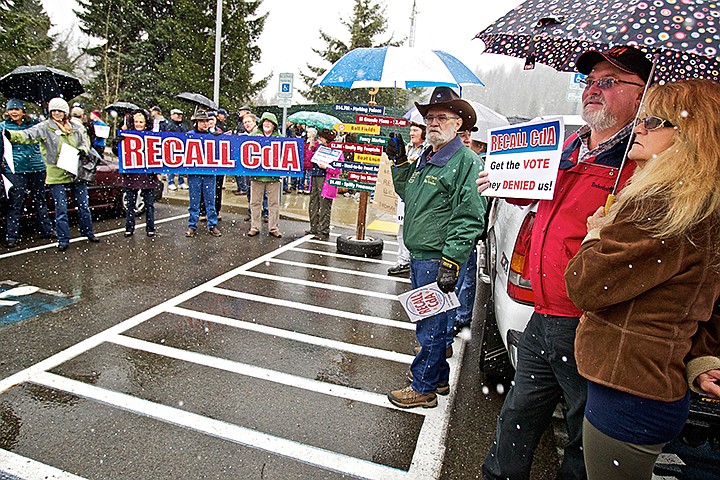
xmin=336 ymin=235 xmax=383 ymax=257
xmin=121 ymin=190 xmax=146 ymax=217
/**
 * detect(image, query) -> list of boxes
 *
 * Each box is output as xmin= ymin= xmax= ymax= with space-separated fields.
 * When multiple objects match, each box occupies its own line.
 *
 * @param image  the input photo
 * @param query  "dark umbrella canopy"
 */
xmin=475 ymin=0 xmax=720 ymax=83
xmin=104 ymin=101 xmax=140 ymax=116
xmin=176 ymin=92 xmax=217 ymax=110
xmin=0 ymin=65 xmax=84 ymax=104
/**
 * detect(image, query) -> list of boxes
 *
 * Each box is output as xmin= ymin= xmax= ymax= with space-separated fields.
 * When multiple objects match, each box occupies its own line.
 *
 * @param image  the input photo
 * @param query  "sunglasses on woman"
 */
xmin=637 ymin=116 xmax=675 ymax=130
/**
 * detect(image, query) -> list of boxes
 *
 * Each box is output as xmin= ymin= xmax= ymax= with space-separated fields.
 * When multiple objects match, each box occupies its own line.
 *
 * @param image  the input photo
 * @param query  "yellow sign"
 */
xmin=333 ymin=123 xmax=381 ymax=135
xmin=354 ymin=153 xmax=382 ymax=164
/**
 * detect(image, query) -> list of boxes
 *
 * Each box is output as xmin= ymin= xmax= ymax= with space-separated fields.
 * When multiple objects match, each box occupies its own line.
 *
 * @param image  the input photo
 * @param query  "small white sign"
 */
xmin=311 ymin=145 xmax=343 ymax=168
xmin=2 ymin=174 xmax=12 ymax=196
xmin=482 ymin=117 xmax=565 ymax=200
xmin=398 ymin=283 xmax=460 ymax=323
xmin=56 ymin=143 xmax=79 ymax=176
xmin=94 ymin=124 xmax=110 ymax=139
xmin=3 ymin=130 xmax=15 ymax=174
xmin=277 ymin=97 xmax=292 ymax=108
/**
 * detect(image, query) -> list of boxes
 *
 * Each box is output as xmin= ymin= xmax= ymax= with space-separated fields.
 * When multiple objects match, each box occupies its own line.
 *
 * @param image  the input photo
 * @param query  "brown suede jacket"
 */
xmin=565 ymin=203 xmax=720 ymax=402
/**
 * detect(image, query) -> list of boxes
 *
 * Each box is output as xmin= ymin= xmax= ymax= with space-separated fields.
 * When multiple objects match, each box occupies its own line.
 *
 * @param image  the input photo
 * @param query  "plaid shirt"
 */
xmin=406 ymin=142 xmax=427 ymax=162
xmin=577 ymin=122 xmax=634 ymax=163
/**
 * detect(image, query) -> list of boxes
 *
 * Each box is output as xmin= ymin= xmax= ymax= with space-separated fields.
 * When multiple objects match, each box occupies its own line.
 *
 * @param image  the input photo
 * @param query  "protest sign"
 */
xmin=311 ymin=145 xmax=343 ymax=168
xmin=372 ymin=153 xmax=398 ymax=216
xmin=118 ymin=130 xmax=304 ymax=177
xmin=482 ymin=117 xmax=564 ymax=200
xmin=398 ymin=283 xmax=460 ymax=323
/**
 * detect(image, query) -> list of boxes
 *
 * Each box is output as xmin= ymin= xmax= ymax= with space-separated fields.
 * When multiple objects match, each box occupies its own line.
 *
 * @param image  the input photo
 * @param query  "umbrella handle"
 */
xmin=604 ymin=194 xmax=615 ymax=215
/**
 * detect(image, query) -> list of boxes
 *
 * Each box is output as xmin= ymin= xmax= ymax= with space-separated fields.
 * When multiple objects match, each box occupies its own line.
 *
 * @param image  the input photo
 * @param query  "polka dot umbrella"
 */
xmin=474 ymin=0 xmax=720 ymax=83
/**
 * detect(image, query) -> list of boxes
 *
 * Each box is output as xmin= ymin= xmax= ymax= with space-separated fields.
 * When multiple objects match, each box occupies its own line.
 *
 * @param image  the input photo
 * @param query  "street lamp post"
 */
xmin=213 ymin=0 xmax=223 ymax=107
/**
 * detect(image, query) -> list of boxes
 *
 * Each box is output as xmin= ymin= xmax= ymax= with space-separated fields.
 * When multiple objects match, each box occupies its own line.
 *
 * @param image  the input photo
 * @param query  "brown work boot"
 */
xmin=209 ymin=226 xmax=222 ymax=237
xmin=406 ymin=371 xmax=450 ymax=396
xmin=388 ymin=385 xmax=437 ymax=408
xmin=185 ymin=228 xmax=196 ymax=238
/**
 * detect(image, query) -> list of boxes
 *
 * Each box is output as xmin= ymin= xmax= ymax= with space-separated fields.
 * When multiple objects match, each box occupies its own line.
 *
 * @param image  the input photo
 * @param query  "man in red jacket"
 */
xmin=478 ymin=45 xmax=652 ymax=480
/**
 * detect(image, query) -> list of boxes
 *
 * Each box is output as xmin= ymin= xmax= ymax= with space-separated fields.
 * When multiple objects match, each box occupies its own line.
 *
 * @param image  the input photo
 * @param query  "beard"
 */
xmin=582 ymin=96 xmax=617 ymax=132
xmin=426 ymin=128 xmax=455 ymax=148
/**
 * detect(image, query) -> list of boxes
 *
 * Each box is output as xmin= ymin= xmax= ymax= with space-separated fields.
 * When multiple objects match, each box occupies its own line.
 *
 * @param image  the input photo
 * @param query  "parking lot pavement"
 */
xmin=0 ymin=226 xmax=469 ymax=479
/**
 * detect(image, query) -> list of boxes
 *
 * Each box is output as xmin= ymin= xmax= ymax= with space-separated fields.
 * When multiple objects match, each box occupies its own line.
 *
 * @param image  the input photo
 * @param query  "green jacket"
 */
xmin=392 ymin=135 xmax=486 ymax=265
xmin=251 ymin=121 xmax=281 ymax=183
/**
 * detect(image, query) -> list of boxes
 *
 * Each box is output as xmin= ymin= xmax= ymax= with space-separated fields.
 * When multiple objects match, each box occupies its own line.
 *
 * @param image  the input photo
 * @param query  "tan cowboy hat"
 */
xmin=414 ymin=87 xmax=476 ymax=131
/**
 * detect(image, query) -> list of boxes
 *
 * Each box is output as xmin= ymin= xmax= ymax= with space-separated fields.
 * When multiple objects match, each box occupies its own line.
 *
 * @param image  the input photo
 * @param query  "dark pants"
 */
xmin=200 ymin=175 xmax=224 ymax=216
xmin=5 ymin=171 xmax=53 ymax=241
xmin=483 ymin=312 xmax=587 ymax=480
xmin=309 ymin=175 xmax=332 ymax=236
xmin=49 ymin=182 xmax=94 ymax=246
xmin=124 ymin=188 xmax=155 ymax=233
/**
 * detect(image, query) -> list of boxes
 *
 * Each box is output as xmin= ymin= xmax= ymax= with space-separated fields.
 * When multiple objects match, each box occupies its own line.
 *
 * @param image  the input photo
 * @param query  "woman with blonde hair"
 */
xmin=565 ymin=78 xmax=720 ymax=480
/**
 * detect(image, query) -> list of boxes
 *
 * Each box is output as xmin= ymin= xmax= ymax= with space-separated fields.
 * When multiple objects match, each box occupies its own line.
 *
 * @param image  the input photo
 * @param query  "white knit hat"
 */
xmin=48 ymin=97 xmax=70 ymax=115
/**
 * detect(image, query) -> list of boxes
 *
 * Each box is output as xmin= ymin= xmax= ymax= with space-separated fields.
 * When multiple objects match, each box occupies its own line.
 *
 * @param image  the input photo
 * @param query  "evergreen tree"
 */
xmin=0 ymin=0 xmax=55 ymax=75
xmin=299 ymin=0 xmax=406 ymax=109
xmin=76 ymin=0 xmax=269 ymax=113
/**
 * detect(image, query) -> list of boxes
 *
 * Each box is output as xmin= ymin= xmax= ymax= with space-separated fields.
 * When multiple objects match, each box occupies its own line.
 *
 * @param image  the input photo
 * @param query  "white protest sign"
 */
xmin=56 ymin=143 xmax=79 ymax=176
xmin=482 ymin=117 xmax=564 ymax=200
xmin=3 ymin=130 xmax=15 ymax=174
xmin=311 ymin=145 xmax=343 ymax=169
xmin=94 ymin=124 xmax=110 ymax=139
xmin=398 ymin=283 xmax=460 ymax=323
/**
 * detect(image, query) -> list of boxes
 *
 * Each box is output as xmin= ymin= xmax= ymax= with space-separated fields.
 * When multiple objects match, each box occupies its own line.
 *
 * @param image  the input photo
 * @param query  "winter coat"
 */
xmin=392 ymin=135 xmax=486 ymax=265
xmin=8 ymin=118 xmax=90 ymax=185
xmin=565 ymin=200 xmax=720 ymax=402
xmin=250 ymin=125 xmax=280 ymax=183
xmin=320 ymin=167 xmax=342 ymax=199
xmin=510 ymin=132 xmax=636 ymax=317
xmin=1 ymin=117 xmax=45 ymax=173
xmin=164 ymin=120 xmax=188 ymax=133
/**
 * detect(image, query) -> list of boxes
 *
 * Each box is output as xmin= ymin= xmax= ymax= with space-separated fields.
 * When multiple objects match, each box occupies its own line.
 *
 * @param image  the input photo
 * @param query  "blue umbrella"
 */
xmin=313 ymin=46 xmax=484 ymax=89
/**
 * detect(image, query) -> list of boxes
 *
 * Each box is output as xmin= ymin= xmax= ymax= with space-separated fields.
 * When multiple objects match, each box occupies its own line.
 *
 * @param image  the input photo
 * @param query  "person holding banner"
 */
xmin=121 ymin=109 xmax=159 ymax=238
xmin=248 ymin=112 xmax=283 ymax=238
xmin=478 ymin=46 xmax=651 ymax=480
xmin=185 ymin=109 xmax=221 ymax=238
xmin=2 ymin=98 xmax=55 ymax=248
xmin=4 ymin=97 xmax=98 ymax=252
xmin=564 ymin=79 xmax=720 ymax=480
xmin=386 ymin=86 xmax=486 ymax=409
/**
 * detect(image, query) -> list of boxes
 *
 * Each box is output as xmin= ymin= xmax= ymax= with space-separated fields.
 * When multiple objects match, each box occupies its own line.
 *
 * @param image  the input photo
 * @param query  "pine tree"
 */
xmin=0 ymin=0 xmax=55 ymax=75
xmin=299 ymin=0 xmax=406 ymax=109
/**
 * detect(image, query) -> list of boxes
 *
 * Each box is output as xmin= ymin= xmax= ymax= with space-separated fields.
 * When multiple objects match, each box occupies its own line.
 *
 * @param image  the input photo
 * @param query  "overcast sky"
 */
xmin=40 ymin=0 xmax=526 ymax=101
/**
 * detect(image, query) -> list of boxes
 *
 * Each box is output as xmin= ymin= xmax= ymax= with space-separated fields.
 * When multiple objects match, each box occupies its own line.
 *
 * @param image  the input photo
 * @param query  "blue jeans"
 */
xmin=49 ymin=183 xmax=94 ymax=246
xmin=444 ymin=252 xmax=470 ymax=349
xmin=188 ymin=175 xmax=217 ymax=229
xmin=452 ymin=246 xmax=477 ymax=326
xmin=124 ymin=188 xmax=155 ymax=233
xmin=483 ymin=312 xmax=587 ymax=480
xmin=409 ymin=258 xmax=451 ymax=394
xmin=167 ymin=174 xmax=184 ymax=186
xmin=234 ymin=175 xmax=248 ymax=192
xmin=5 ymin=171 xmax=53 ymax=241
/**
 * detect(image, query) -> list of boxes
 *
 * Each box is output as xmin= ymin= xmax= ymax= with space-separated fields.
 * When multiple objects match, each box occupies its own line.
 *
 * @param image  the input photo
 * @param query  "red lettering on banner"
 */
xmin=262 ymin=142 xmax=280 ymax=169
xmin=185 ymin=139 xmax=204 ymax=166
xmin=205 ymin=141 xmax=218 ymax=167
xmin=220 ymin=141 xmax=232 ymax=166
xmin=502 ymin=180 xmax=536 ymax=190
xmin=163 ymin=138 xmax=184 ymax=167
xmin=281 ymin=143 xmax=300 ymax=170
xmin=146 ymin=136 xmax=162 ymax=167
xmin=523 ymin=158 xmax=550 ymax=169
xmin=122 ymin=134 xmax=144 ymax=168
xmin=242 ymin=141 xmax=261 ymax=168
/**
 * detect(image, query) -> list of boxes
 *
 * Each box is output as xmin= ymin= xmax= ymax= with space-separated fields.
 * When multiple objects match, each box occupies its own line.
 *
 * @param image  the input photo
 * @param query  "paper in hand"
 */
xmin=56 ymin=142 xmax=79 ymax=176
xmin=2 ymin=174 xmax=12 ymax=196
xmin=3 ymin=130 xmax=15 ymax=174
xmin=398 ymin=282 xmax=460 ymax=323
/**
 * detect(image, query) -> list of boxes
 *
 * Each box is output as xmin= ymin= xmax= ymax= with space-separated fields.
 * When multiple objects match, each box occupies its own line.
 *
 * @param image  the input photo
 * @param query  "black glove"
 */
xmin=385 ymin=133 xmax=407 ymax=165
xmin=436 ymin=257 xmax=460 ymax=293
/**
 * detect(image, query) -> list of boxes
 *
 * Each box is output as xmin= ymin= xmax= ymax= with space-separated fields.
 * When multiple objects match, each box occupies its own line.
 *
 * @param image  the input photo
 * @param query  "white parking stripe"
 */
xmin=290 ymin=247 xmax=397 ymax=265
xmin=0 ymin=448 xmax=86 ymax=479
xmin=207 ymin=286 xmax=415 ymax=331
xmin=0 ymin=213 xmax=189 ymax=260
xmin=30 ymin=371 xmax=413 ymax=480
xmin=167 ymin=305 xmax=415 ymax=364
xmin=268 ymin=258 xmax=412 ymax=284
xmin=236 ymin=270 xmax=400 ymax=300
xmin=110 ymin=334 xmax=422 ymax=413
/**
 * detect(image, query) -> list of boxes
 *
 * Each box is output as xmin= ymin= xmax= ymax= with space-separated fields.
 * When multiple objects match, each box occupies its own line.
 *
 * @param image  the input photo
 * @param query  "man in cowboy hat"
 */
xmin=185 ymin=108 xmax=222 ymax=238
xmin=385 ymin=86 xmax=487 ymax=409
xmin=478 ymin=45 xmax=652 ymax=480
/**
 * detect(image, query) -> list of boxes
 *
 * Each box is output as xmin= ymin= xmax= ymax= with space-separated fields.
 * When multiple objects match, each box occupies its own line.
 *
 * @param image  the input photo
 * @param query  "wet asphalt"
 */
xmin=0 ymin=202 xmax=559 ymax=480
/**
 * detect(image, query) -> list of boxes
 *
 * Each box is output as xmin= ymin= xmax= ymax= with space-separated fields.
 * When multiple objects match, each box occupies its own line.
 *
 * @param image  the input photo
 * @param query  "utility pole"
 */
xmin=213 ymin=0 xmax=223 ymax=107
xmin=408 ymin=0 xmax=418 ymax=47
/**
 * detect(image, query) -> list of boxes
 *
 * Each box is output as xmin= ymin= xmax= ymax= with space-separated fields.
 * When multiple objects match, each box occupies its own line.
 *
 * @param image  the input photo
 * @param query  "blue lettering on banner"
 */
xmin=118 ymin=130 xmax=304 ymax=177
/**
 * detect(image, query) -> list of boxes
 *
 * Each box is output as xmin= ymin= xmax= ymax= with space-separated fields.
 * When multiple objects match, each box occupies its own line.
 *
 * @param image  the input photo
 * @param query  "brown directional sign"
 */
xmin=347 ymin=172 xmax=378 ymax=184
xmin=329 ymin=142 xmax=383 ymax=156
xmin=355 ymin=114 xmax=409 ymax=128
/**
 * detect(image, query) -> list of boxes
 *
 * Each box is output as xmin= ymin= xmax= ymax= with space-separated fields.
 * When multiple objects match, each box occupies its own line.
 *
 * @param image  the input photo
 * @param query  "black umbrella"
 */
xmin=104 ymin=101 xmax=140 ymax=116
xmin=0 ymin=65 xmax=84 ymax=105
xmin=176 ymin=91 xmax=217 ymax=110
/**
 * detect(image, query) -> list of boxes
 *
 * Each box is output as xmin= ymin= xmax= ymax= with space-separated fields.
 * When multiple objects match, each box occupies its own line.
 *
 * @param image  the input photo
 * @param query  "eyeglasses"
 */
xmin=636 ymin=116 xmax=676 ymax=130
xmin=578 ymin=77 xmax=645 ymax=90
xmin=424 ymin=114 xmax=460 ymax=124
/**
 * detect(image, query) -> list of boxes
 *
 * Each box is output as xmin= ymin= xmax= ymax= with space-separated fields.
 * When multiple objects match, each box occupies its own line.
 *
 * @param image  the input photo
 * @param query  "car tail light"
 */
xmin=507 ymin=212 xmax=535 ymax=305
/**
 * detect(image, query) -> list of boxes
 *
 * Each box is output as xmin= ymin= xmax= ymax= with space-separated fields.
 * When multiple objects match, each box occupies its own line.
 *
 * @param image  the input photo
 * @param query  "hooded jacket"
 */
xmin=251 ymin=112 xmax=281 ymax=183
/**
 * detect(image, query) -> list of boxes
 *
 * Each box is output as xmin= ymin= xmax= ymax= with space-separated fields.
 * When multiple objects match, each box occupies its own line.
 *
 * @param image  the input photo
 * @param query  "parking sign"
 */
xmin=278 ymin=73 xmax=293 ymax=99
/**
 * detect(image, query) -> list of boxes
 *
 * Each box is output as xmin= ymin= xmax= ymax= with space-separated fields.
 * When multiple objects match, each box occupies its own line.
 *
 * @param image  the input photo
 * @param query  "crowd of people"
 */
xmin=1 ymin=42 xmax=719 ymax=480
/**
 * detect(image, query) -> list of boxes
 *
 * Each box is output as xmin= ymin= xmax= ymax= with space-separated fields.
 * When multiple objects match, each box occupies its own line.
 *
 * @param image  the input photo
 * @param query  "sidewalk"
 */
xmin=159 ymin=177 xmax=399 ymax=235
